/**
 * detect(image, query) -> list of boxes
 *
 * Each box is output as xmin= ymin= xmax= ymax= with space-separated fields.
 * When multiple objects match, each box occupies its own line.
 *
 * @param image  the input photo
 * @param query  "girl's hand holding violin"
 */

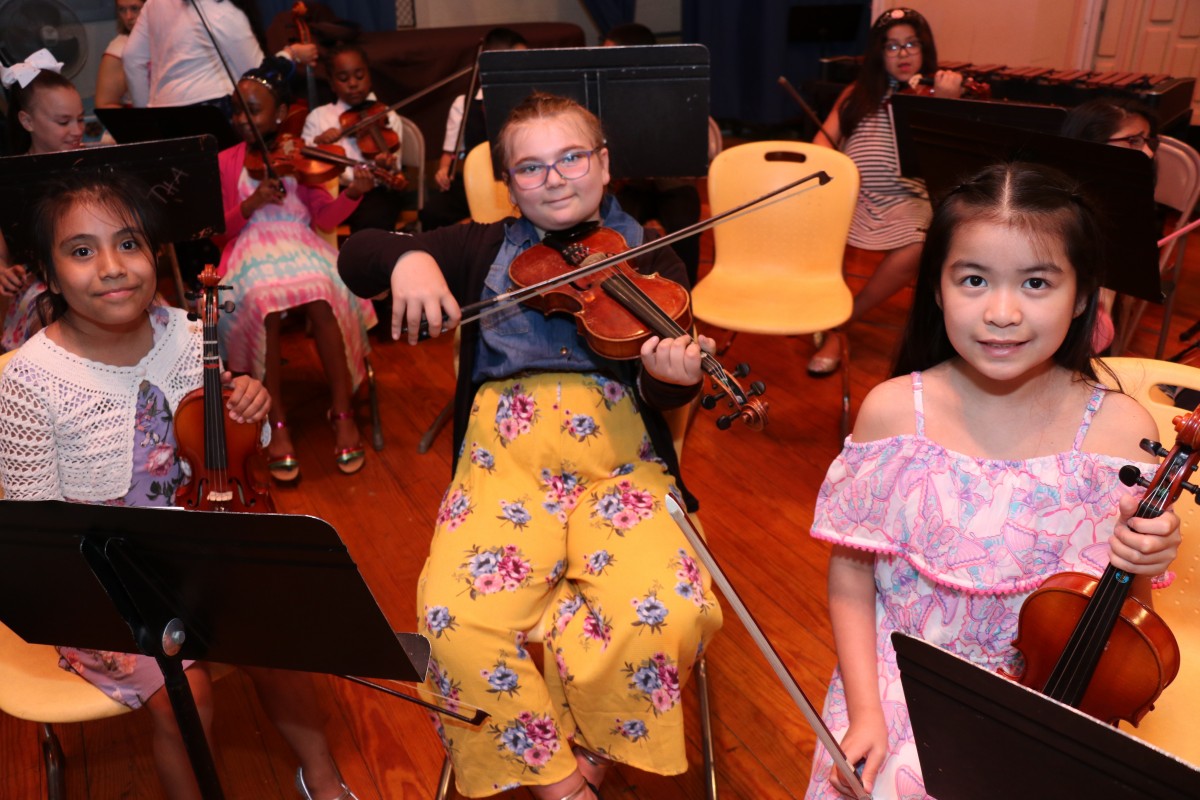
xmin=0 ymin=263 xmax=29 ymax=297
xmin=389 ymin=251 xmax=461 ymax=344
xmin=221 ymin=371 xmax=271 ymax=424
xmin=342 ymin=165 xmax=375 ymax=200
xmin=314 ymin=128 xmax=341 ymax=146
xmin=1109 ymin=493 xmax=1181 ymax=577
xmin=242 ymin=177 xmax=286 ymax=217
xmin=931 ymin=69 xmax=964 ymax=98
xmin=640 ymin=334 xmax=714 ymax=386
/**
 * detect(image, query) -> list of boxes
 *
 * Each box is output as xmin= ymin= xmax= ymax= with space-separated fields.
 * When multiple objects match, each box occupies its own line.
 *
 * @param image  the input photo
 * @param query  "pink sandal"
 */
xmin=328 ymin=410 xmax=366 ymax=475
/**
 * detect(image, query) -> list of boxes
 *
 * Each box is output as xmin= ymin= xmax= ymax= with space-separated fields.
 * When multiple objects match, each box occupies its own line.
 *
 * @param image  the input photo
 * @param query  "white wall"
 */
xmin=870 ymin=0 xmax=1097 ymax=69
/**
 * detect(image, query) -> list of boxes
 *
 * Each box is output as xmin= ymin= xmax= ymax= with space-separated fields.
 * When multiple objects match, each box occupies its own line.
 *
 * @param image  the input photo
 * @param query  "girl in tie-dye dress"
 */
xmin=215 ymin=58 xmax=377 ymax=480
xmin=805 ymin=163 xmax=1181 ymax=800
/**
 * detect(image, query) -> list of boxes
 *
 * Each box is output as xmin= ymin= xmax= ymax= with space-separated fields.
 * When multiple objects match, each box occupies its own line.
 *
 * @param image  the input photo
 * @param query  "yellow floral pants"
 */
xmin=417 ymin=373 xmax=723 ymax=797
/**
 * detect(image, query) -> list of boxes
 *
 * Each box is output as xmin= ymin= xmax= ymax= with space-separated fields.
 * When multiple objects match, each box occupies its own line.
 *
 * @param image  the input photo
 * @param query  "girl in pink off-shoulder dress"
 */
xmin=805 ymin=162 xmax=1182 ymax=800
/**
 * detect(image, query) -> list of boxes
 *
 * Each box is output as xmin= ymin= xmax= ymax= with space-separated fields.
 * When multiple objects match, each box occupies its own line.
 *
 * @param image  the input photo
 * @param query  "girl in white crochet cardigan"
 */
xmin=0 ymin=171 xmax=361 ymax=800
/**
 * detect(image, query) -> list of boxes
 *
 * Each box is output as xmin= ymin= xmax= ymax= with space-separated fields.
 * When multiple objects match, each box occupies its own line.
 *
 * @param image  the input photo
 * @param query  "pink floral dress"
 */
xmin=805 ymin=373 xmax=1163 ymax=800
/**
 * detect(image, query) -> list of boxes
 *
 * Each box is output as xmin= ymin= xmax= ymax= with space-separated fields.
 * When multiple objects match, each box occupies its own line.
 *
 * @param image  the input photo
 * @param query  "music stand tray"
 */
xmin=893 ymin=632 xmax=1200 ymax=799
xmin=889 ymin=104 xmax=1161 ymax=303
xmin=479 ymin=45 xmax=710 ymax=180
xmin=96 ymin=105 xmax=239 ymax=151
xmin=0 ymin=136 xmax=225 ymax=263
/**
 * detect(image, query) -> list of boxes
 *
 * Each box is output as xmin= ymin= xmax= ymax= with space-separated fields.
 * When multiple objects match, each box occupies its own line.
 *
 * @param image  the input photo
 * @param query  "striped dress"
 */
xmin=840 ymin=92 xmax=931 ymax=251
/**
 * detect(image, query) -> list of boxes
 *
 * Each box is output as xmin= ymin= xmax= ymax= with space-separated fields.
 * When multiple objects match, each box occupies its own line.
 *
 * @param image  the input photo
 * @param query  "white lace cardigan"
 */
xmin=0 ymin=308 xmax=203 ymax=501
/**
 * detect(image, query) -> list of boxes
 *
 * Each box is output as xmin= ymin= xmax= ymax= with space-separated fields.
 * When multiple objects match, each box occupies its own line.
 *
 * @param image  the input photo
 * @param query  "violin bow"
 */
xmin=453 ymin=169 xmax=833 ymax=327
xmin=447 ymin=39 xmax=485 ymax=184
xmin=664 ymin=491 xmax=872 ymax=800
xmin=777 ymin=75 xmax=839 ymax=146
xmin=341 ymin=675 xmax=489 ymax=726
xmin=187 ymin=0 xmax=280 ymax=184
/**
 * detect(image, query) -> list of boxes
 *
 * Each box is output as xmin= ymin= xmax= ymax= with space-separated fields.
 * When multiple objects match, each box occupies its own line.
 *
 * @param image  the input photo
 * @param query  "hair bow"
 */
xmin=1 ymin=48 xmax=66 ymax=90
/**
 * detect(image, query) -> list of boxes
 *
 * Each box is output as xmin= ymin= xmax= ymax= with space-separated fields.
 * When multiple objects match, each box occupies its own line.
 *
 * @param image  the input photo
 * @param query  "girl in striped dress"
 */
xmin=809 ymin=7 xmax=964 ymax=376
xmin=215 ymin=58 xmax=377 ymax=480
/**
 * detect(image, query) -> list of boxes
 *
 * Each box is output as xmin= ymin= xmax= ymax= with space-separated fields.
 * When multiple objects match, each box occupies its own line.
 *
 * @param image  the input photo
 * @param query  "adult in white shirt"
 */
xmin=95 ymin=0 xmax=145 ymax=109
xmin=123 ymin=0 xmax=314 ymax=111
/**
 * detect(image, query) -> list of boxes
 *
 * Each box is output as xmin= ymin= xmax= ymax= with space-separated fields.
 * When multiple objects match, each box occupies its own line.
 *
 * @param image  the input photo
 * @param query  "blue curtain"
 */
xmin=578 ymin=0 xmax=636 ymax=40
xmin=255 ymin=0 xmax=395 ymax=33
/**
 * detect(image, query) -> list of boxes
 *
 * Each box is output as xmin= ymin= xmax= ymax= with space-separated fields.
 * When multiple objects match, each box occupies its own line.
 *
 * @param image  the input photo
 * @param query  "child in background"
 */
xmin=420 ymin=27 xmax=528 ymax=230
xmin=809 ymin=7 xmax=964 ymax=377
xmin=338 ymin=92 xmax=722 ymax=800
xmin=805 ymin=162 xmax=1180 ymax=798
xmin=0 ymin=50 xmax=86 ymax=350
xmin=216 ymin=58 xmax=377 ymax=481
xmin=1060 ymin=96 xmax=1161 ymax=353
xmin=302 ymin=41 xmax=408 ymax=233
xmin=0 ymin=169 xmax=360 ymax=800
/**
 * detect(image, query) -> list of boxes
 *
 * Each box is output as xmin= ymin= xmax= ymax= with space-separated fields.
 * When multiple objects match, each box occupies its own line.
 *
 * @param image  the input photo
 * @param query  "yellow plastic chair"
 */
xmin=691 ymin=141 xmax=860 ymax=437
xmin=1100 ymin=356 xmax=1200 ymax=765
xmin=0 ymin=345 xmax=131 ymax=799
xmin=463 ymin=142 xmax=518 ymax=223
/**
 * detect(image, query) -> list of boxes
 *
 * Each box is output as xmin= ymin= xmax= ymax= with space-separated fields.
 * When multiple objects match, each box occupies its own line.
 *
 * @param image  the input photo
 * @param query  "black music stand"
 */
xmin=479 ymin=45 xmax=710 ymax=179
xmin=890 ymin=101 xmax=1161 ymax=303
xmin=893 ymin=633 xmax=1200 ymax=799
xmin=0 ymin=501 xmax=432 ymax=800
xmin=0 ymin=137 xmax=224 ymax=255
xmin=96 ymin=105 xmax=239 ymax=151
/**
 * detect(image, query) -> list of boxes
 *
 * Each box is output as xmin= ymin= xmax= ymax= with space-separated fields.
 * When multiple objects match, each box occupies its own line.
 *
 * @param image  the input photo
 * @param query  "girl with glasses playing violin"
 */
xmin=808 ymin=7 xmax=965 ymax=377
xmin=338 ymin=91 xmax=722 ymax=800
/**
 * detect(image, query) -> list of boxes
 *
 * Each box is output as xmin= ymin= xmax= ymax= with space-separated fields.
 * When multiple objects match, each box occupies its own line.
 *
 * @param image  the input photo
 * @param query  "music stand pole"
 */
xmin=78 ymin=536 xmax=225 ymax=799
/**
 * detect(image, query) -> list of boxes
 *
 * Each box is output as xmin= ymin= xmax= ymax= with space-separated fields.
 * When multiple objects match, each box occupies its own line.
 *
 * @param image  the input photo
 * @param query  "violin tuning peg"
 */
xmin=749 ymin=381 xmax=766 ymax=396
xmin=1119 ymin=465 xmax=1150 ymax=489
xmin=1140 ymin=438 xmax=1169 ymax=458
xmin=732 ymin=363 xmax=750 ymax=378
xmin=186 ymin=312 xmax=199 ymax=322
xmin=221 ymin=301 xmax=236 ymax=314
xmin=185 ymin=291 xmax=199 ymax=301
xmin=715 ymin=413 xmax=734 ymax=431
xmin=1182 ymin=480 xmax=1200 ymax=498
xmin=700 ymin=394 xmax=719 ymax=410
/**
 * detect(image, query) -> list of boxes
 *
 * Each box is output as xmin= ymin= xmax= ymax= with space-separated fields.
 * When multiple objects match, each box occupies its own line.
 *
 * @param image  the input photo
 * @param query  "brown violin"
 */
xmin=174 ymin=265 xmax=275 ymax=513
xmin=1005 ymin=412 xmax=1197 ymax=725
xmin=507 ymin=224 xmax=768 ymax=431
xmin=245 ymin=133 xmax=405 ymax=190
xmin=277 ymin=1 xmax=319 ymax=137
xmin=903 ymin=71 xmax=991 ymax=99
xmin=339 ymin=101 xmax=400 ymax=161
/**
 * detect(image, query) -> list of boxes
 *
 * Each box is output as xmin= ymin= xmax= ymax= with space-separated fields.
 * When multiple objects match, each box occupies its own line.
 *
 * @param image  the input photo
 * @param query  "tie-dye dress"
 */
xmin=214 ymin=142 xmax=376 ymax=387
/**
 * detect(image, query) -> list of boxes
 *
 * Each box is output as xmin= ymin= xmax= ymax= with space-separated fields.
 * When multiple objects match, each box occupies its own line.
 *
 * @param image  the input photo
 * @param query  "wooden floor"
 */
xmin=3 ymin=214 xmax=1199 ymax=799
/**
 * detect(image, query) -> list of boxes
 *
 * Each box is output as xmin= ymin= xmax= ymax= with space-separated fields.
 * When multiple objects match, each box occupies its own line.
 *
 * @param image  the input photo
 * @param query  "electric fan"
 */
xmin=0 ymin=0 xmax=88 ymax=78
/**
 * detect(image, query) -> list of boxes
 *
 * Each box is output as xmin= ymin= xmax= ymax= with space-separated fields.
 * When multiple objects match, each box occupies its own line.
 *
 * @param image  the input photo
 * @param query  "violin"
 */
xmin=174 ymin=266 xmax=275 ymax=513
xmin=339 ymin=101 xmax=400 ymax=161
xmin=277 ymin=1 xmax=319 ymax=137
xmin=244 ymin=133 xmax=405 ymax=190
xmin=903 ymin=71 xmax=992 ymax=99
xmin=1005 ymin=412 xmax=1197 ymax=725
xmin=508 ymin=224 xmax=769 ymax=431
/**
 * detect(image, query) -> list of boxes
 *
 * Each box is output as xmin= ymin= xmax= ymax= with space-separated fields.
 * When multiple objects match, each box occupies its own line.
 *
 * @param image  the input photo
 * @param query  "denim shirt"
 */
xmin=473 ymin=195 xmax=645 ymax=382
